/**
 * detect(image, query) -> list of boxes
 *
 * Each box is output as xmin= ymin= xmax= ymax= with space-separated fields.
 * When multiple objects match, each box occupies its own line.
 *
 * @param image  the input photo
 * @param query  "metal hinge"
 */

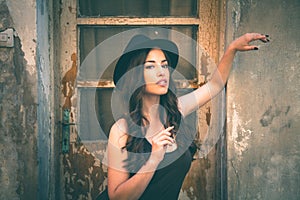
xmin=61 ymin=109 xmax=75 ymax=153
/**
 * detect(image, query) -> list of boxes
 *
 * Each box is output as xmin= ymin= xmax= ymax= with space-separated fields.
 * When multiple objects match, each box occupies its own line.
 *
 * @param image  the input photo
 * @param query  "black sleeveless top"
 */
xmin=96 ymin=133 xmax=196 ymax=200
xmin=128 ymin=138 xmax=194 ymax=200
xmin=140 ymin=149 xmax=192 ymax=199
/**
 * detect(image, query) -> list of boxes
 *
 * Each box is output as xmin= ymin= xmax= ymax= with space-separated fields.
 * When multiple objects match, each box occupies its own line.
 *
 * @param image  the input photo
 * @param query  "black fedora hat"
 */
xmin=113 ymin=34 xmax=179 ymax=86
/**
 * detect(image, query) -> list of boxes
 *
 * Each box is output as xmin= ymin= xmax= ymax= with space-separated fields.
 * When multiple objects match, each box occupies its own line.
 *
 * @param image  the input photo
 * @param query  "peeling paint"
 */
xmin=205 ymin=107 xmax=211 ymax=126
xmin=62 ymin=53 xmax=77 ymax=110
xmin=231 ymin=103 xmax=253 ymax=158
xmin=6 ymin=0 xmax=37 ymax=68
xmin=231 ymin=0 xmax=241 ymax=31
xmin=63 ymin=142 xmax=107 ymax=200
xmin=0 ymin=1 xmax=37 ymax=199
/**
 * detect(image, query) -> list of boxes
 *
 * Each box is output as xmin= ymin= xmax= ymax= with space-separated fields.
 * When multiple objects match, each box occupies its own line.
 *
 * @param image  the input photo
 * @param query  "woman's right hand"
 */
xmin=228 ymin=33 xmax=269 ymax=52
xmin=148 ymin=126 xmax=175 ymax=163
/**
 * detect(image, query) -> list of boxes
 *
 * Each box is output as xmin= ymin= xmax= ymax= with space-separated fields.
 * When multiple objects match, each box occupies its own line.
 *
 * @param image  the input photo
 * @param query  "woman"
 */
xmin=105 ymin=33 xmax=269 ymax=200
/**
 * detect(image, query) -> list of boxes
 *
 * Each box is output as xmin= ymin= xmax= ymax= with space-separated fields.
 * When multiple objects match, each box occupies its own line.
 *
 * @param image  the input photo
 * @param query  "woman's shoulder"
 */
xmin=109 ymin=118 xmax=128 ymax=148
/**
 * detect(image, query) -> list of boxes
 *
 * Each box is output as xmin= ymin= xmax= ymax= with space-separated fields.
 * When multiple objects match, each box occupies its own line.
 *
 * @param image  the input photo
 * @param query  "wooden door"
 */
xmin=58 ymin=0 xmax=226 ymax=199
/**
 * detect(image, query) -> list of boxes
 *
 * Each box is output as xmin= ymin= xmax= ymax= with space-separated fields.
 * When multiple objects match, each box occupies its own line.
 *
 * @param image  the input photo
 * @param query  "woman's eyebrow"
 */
xmin=144 ymin=59 xmax=168 ymax=63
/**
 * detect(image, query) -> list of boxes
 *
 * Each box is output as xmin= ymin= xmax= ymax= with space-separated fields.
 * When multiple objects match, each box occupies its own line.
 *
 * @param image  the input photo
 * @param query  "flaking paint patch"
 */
xmin=62 ymin=53 xmax=77 ymax=110
xmin=63 ymin=143 xmax=107 ymax=199
xmin=231 ymin=103 xmax=253 ymax=159
xmin=6 ymin=0 xmax=37 ymax=67
xmin=232 ymin=0 xmax=241 ymax=31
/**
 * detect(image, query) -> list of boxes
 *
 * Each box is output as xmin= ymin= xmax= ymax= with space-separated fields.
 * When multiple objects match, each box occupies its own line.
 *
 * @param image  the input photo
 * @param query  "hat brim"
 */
xmin=113 ymin=38 xmax=179 ymax=86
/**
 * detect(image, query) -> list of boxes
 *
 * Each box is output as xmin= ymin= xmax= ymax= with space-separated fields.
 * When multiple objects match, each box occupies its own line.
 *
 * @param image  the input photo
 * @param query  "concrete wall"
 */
xmin=0 ymin=0 xmax=61 ymax=199
xmin=0 ymin=0 xmax=38 ymax=199
xmin=226 ymin=0 xmax=300 ymax=199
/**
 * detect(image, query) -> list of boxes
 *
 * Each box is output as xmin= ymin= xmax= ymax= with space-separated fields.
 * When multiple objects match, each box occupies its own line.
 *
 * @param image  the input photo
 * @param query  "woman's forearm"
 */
xmin=207 ymin=44 xmax=237 ymax=98
xmin=108 ymin=155 xmax=160 ymax=200
xmin=179 ymin=33 xmax=269 ymax=116
xmin=208 ymin=32 xmax=269 ymax=97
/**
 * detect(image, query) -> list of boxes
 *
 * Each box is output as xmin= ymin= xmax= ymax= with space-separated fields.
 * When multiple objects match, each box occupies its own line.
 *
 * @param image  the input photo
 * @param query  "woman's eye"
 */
xmin=162 ymin=65 xmax=169 ymax=68
xmin=145 ymin=65 xmax=154 ymax=69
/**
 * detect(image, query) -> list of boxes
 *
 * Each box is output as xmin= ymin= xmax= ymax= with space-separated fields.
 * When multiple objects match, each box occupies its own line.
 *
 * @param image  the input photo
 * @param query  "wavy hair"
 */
xmin=117 ymin=48 xmax=184 ymax=172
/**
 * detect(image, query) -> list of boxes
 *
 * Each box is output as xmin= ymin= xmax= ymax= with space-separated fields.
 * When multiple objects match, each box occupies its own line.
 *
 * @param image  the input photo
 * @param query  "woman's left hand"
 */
xmin=229 ymin=33 xmax=270 ymax=52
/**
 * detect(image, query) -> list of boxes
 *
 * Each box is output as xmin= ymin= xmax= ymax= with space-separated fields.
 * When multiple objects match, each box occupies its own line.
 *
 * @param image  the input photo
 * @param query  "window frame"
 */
xmin=75 ymin=1 xmax=202 ymax=140
xmin=76 ymin=5 xmax=202 ymax=89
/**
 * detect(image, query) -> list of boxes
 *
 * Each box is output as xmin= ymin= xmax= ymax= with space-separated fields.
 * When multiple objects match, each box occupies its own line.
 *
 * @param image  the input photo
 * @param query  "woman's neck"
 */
xmin=142 ymin=94 xmax=161 ymax=121
xmin=142 ymin=94 xmax=166 ymax=139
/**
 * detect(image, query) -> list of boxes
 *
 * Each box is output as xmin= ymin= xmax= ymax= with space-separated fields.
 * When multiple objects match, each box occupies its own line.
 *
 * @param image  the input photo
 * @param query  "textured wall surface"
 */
xmin=226 ymin=0 xmax=300 ymax=199
xmin=0 ymin=0 xmax=38 ymax=199
xmin=1 ymin=0 xmax=299 ymax=199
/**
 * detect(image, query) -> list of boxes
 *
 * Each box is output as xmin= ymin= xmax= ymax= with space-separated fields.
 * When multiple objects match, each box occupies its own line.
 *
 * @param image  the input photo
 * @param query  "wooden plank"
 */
xmin=77 ymin=17 xmax=200 ymax=25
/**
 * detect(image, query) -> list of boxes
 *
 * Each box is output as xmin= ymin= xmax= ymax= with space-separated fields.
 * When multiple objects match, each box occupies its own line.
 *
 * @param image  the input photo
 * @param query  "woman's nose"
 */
xmin=156 ymin=65 xmax=165 ymax=76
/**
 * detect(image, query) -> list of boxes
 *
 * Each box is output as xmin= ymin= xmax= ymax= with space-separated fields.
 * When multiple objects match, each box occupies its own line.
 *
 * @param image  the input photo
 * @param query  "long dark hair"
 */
xmin=117 ymin=48 xmax=184 ymax=172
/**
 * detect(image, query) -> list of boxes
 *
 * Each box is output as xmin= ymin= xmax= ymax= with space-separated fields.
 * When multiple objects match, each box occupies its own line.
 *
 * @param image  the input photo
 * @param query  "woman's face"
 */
xmin=143 ymin=48 xmax=170 ymax=95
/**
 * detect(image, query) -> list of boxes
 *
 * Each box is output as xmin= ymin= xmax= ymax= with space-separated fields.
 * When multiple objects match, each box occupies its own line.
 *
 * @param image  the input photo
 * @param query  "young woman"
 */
xmin=105 ymin=33 xmax=269 ymax=200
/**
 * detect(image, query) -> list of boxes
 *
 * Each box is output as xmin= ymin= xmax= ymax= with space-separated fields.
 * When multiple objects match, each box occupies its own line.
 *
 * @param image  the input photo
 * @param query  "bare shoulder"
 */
xmin=109 ymin=118 xmax=128 ymax=149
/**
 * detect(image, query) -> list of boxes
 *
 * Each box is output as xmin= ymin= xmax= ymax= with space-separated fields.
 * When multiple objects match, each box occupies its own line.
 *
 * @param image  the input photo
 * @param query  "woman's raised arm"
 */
xmin=178 ymin=33 xmax=269 ymax=117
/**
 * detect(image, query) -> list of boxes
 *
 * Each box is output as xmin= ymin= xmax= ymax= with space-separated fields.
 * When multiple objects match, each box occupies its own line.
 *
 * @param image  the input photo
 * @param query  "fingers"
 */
xmin=243 ymin=45 xmax=259 ymax=51
xmin=250 ymin=33 xmax=270 ymax=43
xmin=230 ymin=33 xmax=270 ymax=52
xmin=252 ymin=33 xmax=270 ymax=50
xmin=164 ymin=126 xmax=175 ymax=135
xmin=258 ymin=34 xmax=270 ymax=43
xmin=238 ymin=33 xmax=270 ymax=51
xmin=151 ymin=126 xmax=175 ymax=149
xmin=154 ymin=126 xmax=174 ymax=142
xmin=156 ymin=137 xmax=174 ymax=147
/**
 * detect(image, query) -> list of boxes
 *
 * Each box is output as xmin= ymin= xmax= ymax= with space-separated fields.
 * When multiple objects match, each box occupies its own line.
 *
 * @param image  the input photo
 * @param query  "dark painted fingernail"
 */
xmin=254 ymin=47 xmax=259 ymax=50
xmin=265 ymin=34 xmax=269 ymax=37
xmin=266 ymin=39 xmax=270 ymax=42
xmin=260 ymin=39 xmax=267 ymax=43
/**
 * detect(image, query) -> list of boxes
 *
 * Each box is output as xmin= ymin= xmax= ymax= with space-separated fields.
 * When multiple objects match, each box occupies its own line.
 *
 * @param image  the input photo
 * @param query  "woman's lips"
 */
xmin=156 ymin=79 xmax=168 ymax=87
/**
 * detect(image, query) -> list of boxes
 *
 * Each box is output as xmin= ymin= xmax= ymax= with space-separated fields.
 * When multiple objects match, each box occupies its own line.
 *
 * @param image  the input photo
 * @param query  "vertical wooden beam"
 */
xmin=182 ymin=0 xmax=227 ymax=199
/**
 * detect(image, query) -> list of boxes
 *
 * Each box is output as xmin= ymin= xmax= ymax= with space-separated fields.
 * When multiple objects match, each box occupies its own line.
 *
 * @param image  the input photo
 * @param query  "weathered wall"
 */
xmin=1 ymin=0 xmax=299 ymax=199
xmin=36 ymin=0 xmax=62 ymax=199
xmin=0 ymin=0 xmax=38 ymax=199
xmin=226 ymin=0 xmax=300 ymax=199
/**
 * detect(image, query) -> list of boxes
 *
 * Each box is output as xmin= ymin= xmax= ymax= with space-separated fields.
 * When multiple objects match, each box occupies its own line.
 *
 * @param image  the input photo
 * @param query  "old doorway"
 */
xmin=58 ymin=0 xmax=226 ymax=199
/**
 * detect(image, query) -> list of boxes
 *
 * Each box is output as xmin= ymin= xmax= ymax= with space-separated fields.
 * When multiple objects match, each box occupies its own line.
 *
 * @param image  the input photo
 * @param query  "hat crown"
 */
xmin=123 ymin=35 xmax=151 ymax=53
xmin=113 ymin=34 xmax=179 ymax=87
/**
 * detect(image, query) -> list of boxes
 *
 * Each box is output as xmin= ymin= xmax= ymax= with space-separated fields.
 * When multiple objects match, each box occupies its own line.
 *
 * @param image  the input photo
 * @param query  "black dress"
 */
xmin=97 ymin=132 xmax=196 ymax=200
xmin=132 ymin=138 xmax=194 ymax=200
xmin=139 ymin=149 xmax=192 ymax=199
